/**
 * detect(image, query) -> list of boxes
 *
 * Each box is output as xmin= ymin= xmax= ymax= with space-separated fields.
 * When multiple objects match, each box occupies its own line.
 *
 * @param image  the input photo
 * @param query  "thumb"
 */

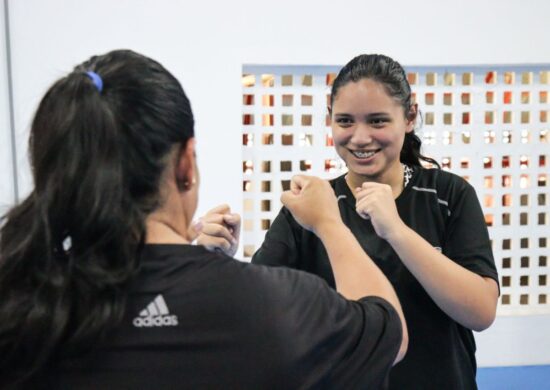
xmin=207 ymin=204 xmax=231 ymax=215
xmin=290 ymin=174 xmax=309 ymax=195
xmin=188 ymin=219 xmax=203 ymax=241
xmin=280 ymin=190 xmax=299 ymax=209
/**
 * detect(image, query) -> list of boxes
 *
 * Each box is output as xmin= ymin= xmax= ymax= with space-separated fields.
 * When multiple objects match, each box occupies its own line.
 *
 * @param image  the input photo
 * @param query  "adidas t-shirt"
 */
xmin=252 ymin=168 xmax=499 ymax=390
xmin=46 ymin=244 xmax=402 ymax=389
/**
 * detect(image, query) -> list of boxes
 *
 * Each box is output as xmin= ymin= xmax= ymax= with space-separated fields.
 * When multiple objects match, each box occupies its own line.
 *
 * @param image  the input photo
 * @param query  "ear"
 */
xmin=175 ymin=138 xmax=196 ymax=192
xmin=405 ymin=103 xmax=418 ymax=133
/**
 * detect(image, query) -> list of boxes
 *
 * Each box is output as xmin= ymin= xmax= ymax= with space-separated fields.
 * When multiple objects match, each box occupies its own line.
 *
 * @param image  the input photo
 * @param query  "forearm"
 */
xmin=387 ymin=224 xmax=498 ymax=331
xmin=279 ymin=175 xmax=407 ymax=362
xmin=316 ymin=222 xmax=407 ymax=346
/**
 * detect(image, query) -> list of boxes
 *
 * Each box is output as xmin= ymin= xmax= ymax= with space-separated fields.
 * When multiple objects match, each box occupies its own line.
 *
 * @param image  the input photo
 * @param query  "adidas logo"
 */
xmin=133 ymin=294 xmax=179 ymax=327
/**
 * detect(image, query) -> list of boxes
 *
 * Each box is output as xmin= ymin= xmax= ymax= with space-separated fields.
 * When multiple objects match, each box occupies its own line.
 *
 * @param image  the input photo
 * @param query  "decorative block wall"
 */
xmin=242 ymin=65 xmax=549 ymax=316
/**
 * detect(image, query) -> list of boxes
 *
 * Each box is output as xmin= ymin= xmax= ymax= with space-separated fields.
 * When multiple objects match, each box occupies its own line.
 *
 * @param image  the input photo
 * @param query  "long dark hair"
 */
xmin=0 ymin=50 xmax=194 ymax=387
xmin=330 ymin=54 xmax=439 ymax=168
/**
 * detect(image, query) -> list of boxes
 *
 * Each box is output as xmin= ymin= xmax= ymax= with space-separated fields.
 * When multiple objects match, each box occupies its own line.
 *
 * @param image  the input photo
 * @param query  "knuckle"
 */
xmin=212 ymin=225 xmax=226 ymax=235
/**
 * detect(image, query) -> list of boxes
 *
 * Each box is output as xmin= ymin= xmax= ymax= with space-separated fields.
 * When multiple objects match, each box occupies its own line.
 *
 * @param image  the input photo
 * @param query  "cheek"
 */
xmin=331 ymin=127 xmax=349 ymax=145
xmin=377 ymin=128 xmax=406 ymax=147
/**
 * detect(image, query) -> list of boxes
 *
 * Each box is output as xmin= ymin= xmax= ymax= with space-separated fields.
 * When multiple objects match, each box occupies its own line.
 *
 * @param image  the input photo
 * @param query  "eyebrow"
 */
xmin=333 ymin=112 xmax=390 ymax=117
xmin=366 ymin=112 xmax=391 ymax=117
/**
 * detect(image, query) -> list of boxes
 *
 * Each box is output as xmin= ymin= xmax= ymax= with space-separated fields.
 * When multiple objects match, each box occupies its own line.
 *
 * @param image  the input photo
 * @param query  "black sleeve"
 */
xmin=251 ymin=266 xmax=402 ymax=389
xmin=251 ymin=207 xmax=299 ymax=267
xmin=444 ymin=179 xmax=499 ymax=285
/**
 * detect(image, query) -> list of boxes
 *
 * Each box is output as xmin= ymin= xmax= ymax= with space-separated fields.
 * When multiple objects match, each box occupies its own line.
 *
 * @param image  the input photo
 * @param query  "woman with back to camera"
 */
xmin=0 ymin=50 xmax=408 ymax=389
xmin=199 ymin=54 xmax=500 ymax=389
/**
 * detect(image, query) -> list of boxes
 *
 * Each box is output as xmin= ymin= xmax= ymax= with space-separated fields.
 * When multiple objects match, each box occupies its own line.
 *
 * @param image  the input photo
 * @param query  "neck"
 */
xmin=346 ymin=162 xmax=404 ymax=199
xmin=145 ymin=216 xmax=190 ymax=244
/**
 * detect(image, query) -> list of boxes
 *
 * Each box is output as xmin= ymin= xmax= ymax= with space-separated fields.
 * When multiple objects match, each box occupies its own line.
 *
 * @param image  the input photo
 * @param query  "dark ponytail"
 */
xmin=0 ymin=50 xmax=194 ymax=387
xmin=330 ymin=54 xmax=440 ymax=168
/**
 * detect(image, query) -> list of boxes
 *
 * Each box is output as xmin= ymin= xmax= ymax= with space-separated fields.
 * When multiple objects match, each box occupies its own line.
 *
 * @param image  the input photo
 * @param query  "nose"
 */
xmin=349 ymin=123 xmax=373 ymax=147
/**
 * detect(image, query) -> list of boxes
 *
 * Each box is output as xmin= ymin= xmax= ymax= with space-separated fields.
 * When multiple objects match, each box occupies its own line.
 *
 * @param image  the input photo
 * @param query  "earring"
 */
xmin=182 ymin=177 xmax=196 ymax=191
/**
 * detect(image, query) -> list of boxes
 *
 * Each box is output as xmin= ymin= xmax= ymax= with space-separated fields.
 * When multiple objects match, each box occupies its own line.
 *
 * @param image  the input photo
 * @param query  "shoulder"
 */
xmin=244 ymin=263 xmax=403 ymax=350
xmin=140 ymin=245 xmax=331 ymax=322
xmin=329 ymin=173 xmax=346 ymax=193
xmin=411 ymin=167 xmax=475 ymax=200
xmin=138 ymin=244 xmax=266 ymax=289
xmin=413 ymin=167 xmax=469 ymax=188
xmin=402 ymin=167 xmax=480 ymax=221
xmin=240 ymin=259 xmax=330 ymax=298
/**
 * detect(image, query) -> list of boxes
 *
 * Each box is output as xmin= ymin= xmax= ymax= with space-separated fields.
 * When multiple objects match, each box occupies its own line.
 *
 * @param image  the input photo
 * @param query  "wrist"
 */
xmin=314 ymin=219 xmax=349 ymax=240
xmin=384 ymin=221 xmax=409 ymax=245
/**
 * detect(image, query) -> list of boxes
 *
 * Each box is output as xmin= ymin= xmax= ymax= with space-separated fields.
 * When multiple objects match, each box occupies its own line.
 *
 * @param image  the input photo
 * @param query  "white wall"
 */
xmin=3 ymin=0 xmax=550 ymax=367
xmin=476 ymin=315 xmax=550 ymax=367
xmin=0 ymin=1 xmax=15 ymax=213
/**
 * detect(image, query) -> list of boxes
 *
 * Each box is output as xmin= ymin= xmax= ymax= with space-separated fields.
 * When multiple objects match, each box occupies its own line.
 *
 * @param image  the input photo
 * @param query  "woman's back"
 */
xmin=45 ymin=244 xmax=401 ymax=389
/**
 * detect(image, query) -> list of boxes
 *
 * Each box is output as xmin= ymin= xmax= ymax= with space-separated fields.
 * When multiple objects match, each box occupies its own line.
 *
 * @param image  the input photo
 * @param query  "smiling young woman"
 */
xmin=200 ymin=54 xmax=500 ymax=390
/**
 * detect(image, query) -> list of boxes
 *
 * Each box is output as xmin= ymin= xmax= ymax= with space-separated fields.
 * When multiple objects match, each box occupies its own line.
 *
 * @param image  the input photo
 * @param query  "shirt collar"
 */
xmin=330 ymin=165 xmax=418 ymax=208
xmin=331 ymin=174 xmax=357 ymax=209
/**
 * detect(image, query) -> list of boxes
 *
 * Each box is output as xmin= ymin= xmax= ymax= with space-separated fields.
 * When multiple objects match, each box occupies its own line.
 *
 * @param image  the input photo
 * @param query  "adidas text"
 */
xmin=133 ymin=315 xmax=178 ymax=327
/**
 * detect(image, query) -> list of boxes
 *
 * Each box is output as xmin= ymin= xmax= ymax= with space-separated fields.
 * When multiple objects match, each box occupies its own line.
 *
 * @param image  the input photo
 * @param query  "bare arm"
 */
xmin=385 ymin=225 xmax=498 ymax=331
xmin=282 ymin=175 xmax=408 ymax=363
xmin=356 ymin=182 xmax=498 ymax=332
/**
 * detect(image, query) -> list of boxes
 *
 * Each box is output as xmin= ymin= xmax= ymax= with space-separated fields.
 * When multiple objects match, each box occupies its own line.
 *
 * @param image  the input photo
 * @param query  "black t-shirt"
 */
xmin=46 ymin=244 xmax=401 ymax=389
xmin=252 ymin=167 xmax=499 ymax=390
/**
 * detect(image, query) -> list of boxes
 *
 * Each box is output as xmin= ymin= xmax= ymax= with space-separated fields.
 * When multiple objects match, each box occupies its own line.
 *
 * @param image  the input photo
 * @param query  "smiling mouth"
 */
xmin=350 ymin=149 xmax=379 ymax=158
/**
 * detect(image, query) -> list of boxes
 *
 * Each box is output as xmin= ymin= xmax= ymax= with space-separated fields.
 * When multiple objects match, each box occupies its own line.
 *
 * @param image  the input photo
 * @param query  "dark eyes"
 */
xmin=334 ymin=117 xmax=389 ymax=126
xmin=370 ymin=118 xmax=388 ymax=126
xmin=335 ymin=117 xmax=353 ymax=125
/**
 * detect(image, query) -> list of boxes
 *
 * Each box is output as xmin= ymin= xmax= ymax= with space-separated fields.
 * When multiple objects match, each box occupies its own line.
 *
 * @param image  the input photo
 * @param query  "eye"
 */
xmin=335 ymin=117 xmax=354 ymax=126
xmin=369 ymin=117 xmax=389 ymax=127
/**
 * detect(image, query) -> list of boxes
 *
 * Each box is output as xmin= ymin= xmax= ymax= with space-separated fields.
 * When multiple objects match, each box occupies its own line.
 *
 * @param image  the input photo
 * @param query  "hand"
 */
xmin=193 ymin=204 xmax=241 ymax=257
xmin=280 ymin=175 xmax=342 ymax=234
xmin=355 ymin=182 xmax=405 ymax=240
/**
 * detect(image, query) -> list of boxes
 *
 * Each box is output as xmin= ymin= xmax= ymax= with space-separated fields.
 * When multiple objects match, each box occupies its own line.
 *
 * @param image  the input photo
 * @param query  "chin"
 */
xmin=347 ymin=162 xmax=379 ymax=176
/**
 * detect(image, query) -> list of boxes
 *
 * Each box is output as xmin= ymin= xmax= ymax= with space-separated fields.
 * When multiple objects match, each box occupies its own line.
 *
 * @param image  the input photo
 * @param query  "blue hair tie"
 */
xmin=85 ymin=71 xmax=103 ymax=92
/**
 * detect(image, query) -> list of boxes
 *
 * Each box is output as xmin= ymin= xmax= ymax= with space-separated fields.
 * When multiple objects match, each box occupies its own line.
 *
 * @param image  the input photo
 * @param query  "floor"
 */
xmin=477 ymin=365 xmax=550 ymax=389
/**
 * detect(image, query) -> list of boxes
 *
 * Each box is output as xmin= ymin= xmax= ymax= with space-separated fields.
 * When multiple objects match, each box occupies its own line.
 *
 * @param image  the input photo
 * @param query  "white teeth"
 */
xmin=352 ymin=150 xmax=376 ymax=158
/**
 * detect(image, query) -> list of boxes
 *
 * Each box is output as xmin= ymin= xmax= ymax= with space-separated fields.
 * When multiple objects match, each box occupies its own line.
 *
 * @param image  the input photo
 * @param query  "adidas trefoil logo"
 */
xmin=133 ymin=294 xmax=179 ymax=327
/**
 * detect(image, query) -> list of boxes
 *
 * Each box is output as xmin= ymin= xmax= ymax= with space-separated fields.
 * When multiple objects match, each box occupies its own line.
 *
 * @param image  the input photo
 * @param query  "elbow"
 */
xmin=395 ymin=334 xmax=408 ymax=364
xmin=469 ymin=298 xmax=498 ymax=332
xmin=470 ymin=310 xmax=497 ymax=332
xmin=468 ymin=279 xmax=499 ymax=332
xmin=471 ymin=320 xmax=493 ymax=333
xmin=394 ymin=319 xmax=409 ymax=364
